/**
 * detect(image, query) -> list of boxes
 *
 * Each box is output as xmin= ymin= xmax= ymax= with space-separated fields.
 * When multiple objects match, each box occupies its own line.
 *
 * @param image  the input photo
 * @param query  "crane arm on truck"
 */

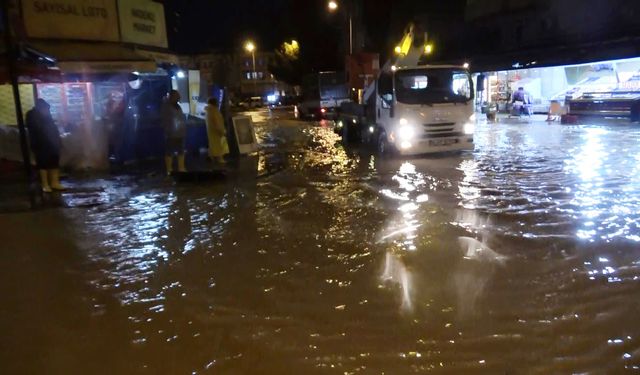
xmin=362 ymin=22 xmax=429 ymax=103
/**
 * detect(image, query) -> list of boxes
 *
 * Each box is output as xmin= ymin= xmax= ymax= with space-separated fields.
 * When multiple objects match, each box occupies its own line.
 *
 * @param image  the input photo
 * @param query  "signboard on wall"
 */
xmin=21 ymin=0 xmax=119 ymax=41
xmin=118 ymin=0 xmax=168 ymax=48
xmin=188 ymin=70 xmax=200 ymax=117
xmin=0 ymin=84 xmax=35 ymax=126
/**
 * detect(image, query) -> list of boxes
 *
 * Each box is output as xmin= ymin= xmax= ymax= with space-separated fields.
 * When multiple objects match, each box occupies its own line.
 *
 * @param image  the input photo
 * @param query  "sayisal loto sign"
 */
xmin=21 ymin=0 xmax=120 ymax=42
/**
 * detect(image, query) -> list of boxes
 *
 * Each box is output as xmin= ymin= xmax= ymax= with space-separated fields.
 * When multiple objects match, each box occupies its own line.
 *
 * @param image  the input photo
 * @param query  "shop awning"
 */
xmin=0 ymin=57 xmax=62 ymax=84
xmin=27 ymin=41 xmax=157 ymax=75
xmin=0 ymin=42 xmax=62 ymax=83
xmin=464 ymin=36 xmax=640 ymax=73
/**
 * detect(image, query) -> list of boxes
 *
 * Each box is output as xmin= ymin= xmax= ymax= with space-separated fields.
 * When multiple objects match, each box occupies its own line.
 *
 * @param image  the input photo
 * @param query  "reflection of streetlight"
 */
xmin=327 ymin=0 xmax=352 ymax=55
xmin=244 ymin=40 xmax=257 ymax=96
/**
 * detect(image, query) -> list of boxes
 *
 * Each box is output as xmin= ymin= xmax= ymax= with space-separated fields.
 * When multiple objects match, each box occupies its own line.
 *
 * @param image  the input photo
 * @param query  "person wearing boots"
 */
xmin=205 ymin=97 xmax=228 ymax=165
xmin=161 ymin=90 xmax=187 ymax=175
xmin=26 ymin=98 xmax=65 ymax=193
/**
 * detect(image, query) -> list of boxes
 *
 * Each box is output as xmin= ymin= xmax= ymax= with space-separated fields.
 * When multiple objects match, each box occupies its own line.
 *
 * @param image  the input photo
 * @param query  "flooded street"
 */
xmin=2 ymin=110 xmax=640 ymax=374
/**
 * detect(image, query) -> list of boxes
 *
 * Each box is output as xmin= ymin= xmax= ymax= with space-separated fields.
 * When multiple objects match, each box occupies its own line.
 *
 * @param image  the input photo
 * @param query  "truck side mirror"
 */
xmin=381 ymin=98 xmax=391 ymax=109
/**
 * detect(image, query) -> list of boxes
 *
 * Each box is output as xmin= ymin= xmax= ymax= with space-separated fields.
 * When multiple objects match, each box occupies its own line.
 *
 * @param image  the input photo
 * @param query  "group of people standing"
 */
xmin=161 ymin=90 xmax=228 ymax=175
xmin=26 ymin=89 xmax=229 ymax=193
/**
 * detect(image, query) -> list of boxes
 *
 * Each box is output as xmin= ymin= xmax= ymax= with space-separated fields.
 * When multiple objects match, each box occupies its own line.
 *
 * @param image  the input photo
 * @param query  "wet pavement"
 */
xmin=2 ymin=109 xmax=640 ymax=374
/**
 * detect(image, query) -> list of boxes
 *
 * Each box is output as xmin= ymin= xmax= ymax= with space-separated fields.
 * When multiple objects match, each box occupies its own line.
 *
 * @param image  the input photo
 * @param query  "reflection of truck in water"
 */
xmin=335 ymin=24 xmax=476 ymax=155
xmin=298 ymin=72 xmax=350 ymax=119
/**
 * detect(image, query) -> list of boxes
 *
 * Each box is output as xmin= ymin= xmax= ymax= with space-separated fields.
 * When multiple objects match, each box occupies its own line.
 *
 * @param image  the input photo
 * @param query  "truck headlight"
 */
xmin=464 ymin=114 xmax=476 ymax=134
xmin=464 ymin=122 xmax=475 ymax=135
xmin=397 ymin=125 xmax=415 ymax=141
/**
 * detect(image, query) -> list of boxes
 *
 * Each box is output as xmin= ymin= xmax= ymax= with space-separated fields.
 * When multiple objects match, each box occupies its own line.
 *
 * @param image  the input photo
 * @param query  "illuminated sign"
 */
xmin=21 ymin=0 xmax=119 ymax=41
xmin=118 ymin=0 xmax=168 ymax=48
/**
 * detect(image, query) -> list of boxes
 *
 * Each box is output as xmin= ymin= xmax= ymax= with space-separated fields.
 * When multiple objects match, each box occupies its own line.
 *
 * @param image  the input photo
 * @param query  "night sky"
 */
xmin=162 ymin=0 xmax=466 ymax=69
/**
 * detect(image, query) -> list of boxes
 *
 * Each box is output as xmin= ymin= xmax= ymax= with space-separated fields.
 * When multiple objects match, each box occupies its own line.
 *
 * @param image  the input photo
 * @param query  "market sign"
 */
xmin=21 ymin=0 xmax=119 ymax=42
xmin=118 ymin=0 xmax=168 ymax=48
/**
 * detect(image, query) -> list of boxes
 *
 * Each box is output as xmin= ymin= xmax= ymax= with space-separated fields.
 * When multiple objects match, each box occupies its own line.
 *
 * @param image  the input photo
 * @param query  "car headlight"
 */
xmin=463 ymin=122 xmax=475 ymax=135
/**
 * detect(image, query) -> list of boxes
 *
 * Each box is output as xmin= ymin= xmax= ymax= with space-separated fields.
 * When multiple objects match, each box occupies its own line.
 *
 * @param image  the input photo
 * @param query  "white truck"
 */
xmin=336 ymin=24 xmax=476 ymax=155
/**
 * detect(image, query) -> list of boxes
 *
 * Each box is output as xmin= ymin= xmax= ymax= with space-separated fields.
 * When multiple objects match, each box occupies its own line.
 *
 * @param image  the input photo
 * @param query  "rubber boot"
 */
xmin=49 ymin=169 xmax=66 ymax=191
xmin=39 ymin=170 xmax=52 ymax=193
xmin=177 ymin=154 xmax=187 ymax=172
xmin=165 ymin=156 xmax=173 ymax=175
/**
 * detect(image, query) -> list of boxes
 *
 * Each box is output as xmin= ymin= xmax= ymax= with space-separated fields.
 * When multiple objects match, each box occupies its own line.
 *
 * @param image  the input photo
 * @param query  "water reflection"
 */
xmin=378 ymin=162 xmax=431 ymax=312
xmin=566 ymin=127 xmax=640 ymax=242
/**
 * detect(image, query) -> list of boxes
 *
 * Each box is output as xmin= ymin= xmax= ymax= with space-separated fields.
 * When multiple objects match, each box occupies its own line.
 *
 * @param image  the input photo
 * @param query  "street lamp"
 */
xmin=327 ymin=0 xmax=352 ymax=55
xmin=244 ymin=40 xmax=257 ymax=97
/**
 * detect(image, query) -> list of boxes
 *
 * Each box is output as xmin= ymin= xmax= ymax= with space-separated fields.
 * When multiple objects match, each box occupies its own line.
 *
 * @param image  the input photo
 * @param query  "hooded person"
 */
xmin=205 ymin=97 xmax=228 ymax=164
xmin=161 ymin=90 xmax=187 ymax=174
xmin=26 ymin=98 xmax=64 ymax=193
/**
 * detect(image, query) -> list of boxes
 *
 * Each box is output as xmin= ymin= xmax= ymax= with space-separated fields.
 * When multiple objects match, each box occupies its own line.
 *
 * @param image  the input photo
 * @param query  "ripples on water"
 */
xmin=6 ymin=118 xmax=640 ymax=373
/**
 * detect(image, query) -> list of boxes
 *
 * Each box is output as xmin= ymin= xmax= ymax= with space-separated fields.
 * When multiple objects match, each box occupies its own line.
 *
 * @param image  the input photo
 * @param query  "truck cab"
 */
xmin=372 ymin=65 xmax=475 ymax=155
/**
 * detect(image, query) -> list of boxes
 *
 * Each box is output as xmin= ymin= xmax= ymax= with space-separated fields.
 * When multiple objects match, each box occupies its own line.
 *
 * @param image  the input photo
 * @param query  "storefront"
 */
xmin=1 ymin=0 xmax=188 ymax=167
xmin=476 ymin=56 xmax=640 ymax=117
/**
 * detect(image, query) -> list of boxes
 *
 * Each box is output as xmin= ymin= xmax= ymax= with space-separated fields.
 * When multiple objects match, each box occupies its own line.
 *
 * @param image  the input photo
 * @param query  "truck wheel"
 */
xmin=341 ymin=119 xmax=350 ymax=143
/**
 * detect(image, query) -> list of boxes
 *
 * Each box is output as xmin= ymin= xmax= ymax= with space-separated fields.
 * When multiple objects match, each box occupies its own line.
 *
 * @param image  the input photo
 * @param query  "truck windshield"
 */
xmin=395 ymin=68 xmax=472 ymax=105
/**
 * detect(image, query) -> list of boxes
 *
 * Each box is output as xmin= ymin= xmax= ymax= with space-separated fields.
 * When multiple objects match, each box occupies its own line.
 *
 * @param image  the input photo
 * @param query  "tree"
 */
xmin=269 ymin=39 xmax=306 ymax=86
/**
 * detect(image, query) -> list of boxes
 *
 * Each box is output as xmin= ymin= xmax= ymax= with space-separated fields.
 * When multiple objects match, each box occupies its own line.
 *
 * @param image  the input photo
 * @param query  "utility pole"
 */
xmin=2 ymin=0 xmax=36 ymax=206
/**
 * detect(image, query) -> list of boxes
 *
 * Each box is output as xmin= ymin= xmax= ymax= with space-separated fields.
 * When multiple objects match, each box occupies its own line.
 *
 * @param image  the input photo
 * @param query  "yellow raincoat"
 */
xmin=205 ymin=104 xmax=228 ymax=158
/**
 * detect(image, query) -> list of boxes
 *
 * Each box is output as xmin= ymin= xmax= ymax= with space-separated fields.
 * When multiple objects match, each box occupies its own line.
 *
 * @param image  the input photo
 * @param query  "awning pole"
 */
xmin=2 ymin=2 xmax=36 ymax=207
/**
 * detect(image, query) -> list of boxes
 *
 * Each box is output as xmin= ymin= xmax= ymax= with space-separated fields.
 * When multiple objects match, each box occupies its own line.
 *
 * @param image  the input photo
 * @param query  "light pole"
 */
xmin=244 ymin=40 xmax=257 ymax=98
xmin=328 ymin=0 xmax=352 ymax=55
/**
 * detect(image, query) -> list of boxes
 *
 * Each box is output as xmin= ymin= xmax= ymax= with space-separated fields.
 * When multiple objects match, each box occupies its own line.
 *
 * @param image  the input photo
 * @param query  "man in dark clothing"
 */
xmin=511 ymin=87 xmax=531 ymax=116
xmin=162 ymin=90 xmax=187 ymax=174
xmin=26 ymin=99 xmax=65 ymax=193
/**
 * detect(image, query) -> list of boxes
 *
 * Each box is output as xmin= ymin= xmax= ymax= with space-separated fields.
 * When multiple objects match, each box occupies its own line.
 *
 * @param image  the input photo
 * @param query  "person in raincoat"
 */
xmin=205 ymin=97 xmax=228 ymax=164
xmin=26 ymin=98 xmax=65 ymax=193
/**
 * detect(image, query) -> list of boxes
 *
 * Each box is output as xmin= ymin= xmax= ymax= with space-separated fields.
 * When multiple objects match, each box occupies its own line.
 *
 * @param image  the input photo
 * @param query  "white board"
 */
xmin=231 ymin=116 xmax=258 ymax=154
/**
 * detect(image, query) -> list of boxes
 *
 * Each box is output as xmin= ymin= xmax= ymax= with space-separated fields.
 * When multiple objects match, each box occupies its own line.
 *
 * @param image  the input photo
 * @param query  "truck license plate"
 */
xmin=429 ymin=139 xmax=457 ymax=146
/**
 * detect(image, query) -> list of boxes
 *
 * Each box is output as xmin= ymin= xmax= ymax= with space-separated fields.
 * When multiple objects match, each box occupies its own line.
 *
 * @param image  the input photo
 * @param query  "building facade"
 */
xmin=464 ymin=0 xmax=640 ymax=67
xmin=183 ymin=51 xmax=290 ymax=102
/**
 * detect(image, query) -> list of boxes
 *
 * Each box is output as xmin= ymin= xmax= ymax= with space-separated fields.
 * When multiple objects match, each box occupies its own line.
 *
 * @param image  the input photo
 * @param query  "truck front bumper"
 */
xmin=394 ymin=136 xmax=474 ymax=155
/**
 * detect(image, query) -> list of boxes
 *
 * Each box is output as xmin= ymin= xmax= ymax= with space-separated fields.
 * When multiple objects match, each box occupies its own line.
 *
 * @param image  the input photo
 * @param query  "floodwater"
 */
xmin=2 ymin=111 xmax=640 ymax=374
